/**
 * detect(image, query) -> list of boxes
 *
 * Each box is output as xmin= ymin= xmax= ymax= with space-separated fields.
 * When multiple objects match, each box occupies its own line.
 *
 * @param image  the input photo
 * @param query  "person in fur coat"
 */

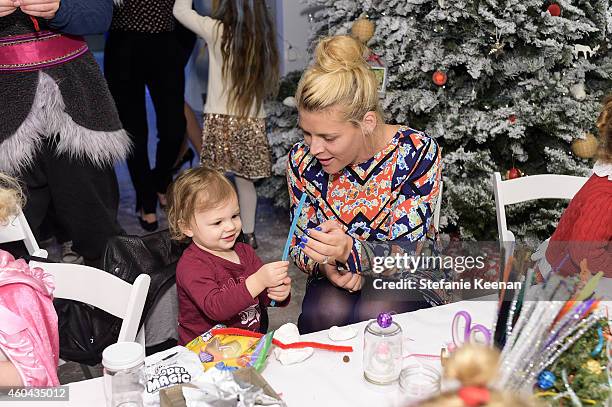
xmin=0 ymin=0 xmax=131 ymax=266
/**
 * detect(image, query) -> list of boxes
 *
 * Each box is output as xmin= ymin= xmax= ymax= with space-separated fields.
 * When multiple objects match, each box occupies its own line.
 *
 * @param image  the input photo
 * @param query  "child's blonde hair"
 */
xmin=596 ymin=94 xmax=612 ymax=163
xmin=295 ymin=35 xmax=383 ymax=126
xmin=166 ymin=167 xmax=237 ymax=241
xmin=419 ymin=345 xmax=538 ymax=407
xmin=0 ymin=173 xmax=24 ymax=225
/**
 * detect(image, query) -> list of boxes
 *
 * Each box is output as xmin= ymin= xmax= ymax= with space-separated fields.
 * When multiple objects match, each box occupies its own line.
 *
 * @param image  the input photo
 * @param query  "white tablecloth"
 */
xmin=3 ymin=279 xmax=610 ymax=407
xmin=0 ymin=300 xmax=498 ymax=407
xmin=263 ymin=300 xmax=497 ymax=407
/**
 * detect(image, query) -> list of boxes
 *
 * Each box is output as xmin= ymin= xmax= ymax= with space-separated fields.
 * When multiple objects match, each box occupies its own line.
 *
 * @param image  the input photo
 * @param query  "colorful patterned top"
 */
xmin=287 ymin=126 xmax=442 ymax=276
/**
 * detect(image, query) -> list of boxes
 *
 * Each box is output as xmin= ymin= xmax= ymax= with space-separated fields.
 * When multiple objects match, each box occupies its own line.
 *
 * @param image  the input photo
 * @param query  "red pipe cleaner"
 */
xmin=211 ymin=328 xmax=353 ymax=352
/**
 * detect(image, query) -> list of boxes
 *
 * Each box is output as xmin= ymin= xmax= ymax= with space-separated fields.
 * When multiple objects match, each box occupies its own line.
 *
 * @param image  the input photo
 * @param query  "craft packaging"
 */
xmin=142 ymin=346 xmax=206 ymax=407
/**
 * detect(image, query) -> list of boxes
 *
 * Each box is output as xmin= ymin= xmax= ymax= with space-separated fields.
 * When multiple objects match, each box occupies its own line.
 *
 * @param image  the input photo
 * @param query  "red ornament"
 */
xmin=508 ymin=114 xmax=517 ymax=124
xmin=547 ymin=3 xmax=561 ymax=17
xmin=506 ymin=167 xmax=523 ymax=180
xmin=432 ymin=70 xmax=448 ymax=86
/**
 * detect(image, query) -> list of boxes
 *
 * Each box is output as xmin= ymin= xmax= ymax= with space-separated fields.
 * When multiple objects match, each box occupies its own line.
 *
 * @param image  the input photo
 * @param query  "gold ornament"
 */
xmin=571 ymin=133 xmax=599 ymax=159
xmin=351 ymin=16 xmax=375 ymax=44
xmin=584 ymin=359 xmax=603 ymax=375
xmin=489 ymin=41 xmax=505 ymax=55
xmin=489 ymin=27 xmax=505 ymax=56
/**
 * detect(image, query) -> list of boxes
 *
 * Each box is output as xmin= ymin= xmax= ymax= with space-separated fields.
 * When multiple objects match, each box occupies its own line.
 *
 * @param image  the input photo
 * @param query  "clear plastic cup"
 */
xmin=398 ymin=364 xmax=441 ymax=404
xmin=102 ymin=342 xmax=145 ymax=407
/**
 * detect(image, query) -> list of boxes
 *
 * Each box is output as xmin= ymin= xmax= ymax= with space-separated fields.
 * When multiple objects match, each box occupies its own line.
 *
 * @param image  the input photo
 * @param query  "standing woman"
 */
xmin=287 ymin=36 xmax=443 ymax=333
xmin=174 ymin=0 xmax=279 ymax=249
xmin=105 ymin=0 xmax=187 ymax=231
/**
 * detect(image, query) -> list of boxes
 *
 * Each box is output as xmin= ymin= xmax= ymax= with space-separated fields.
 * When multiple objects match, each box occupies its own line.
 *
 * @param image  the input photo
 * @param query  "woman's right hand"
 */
xmin=0 ymin=0 xmax=17 ymax=17
xmin=256 ymin=261 xmax=289 ymax=288
xmin=321 ymin=263 xmax=363 ymax=292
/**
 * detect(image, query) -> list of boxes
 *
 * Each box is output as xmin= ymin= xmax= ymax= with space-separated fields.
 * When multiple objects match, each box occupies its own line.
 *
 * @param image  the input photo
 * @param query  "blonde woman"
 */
xmin=287 ymin=35 xmax=443 ymax=333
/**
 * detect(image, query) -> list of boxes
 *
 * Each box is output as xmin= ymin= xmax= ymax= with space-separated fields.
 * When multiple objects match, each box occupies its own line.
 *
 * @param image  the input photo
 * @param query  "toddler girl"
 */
xmin=167 ymin=168 xmax=291 ymax=345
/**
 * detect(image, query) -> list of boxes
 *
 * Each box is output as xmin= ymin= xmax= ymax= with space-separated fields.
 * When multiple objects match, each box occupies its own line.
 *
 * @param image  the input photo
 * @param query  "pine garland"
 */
xmin=536 ymin=319 xmax=611 ymax=406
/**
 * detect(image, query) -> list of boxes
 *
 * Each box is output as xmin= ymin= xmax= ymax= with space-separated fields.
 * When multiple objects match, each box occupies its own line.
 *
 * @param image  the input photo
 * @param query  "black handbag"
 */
xmin=54 ymin=299 xmax=121 ymax=366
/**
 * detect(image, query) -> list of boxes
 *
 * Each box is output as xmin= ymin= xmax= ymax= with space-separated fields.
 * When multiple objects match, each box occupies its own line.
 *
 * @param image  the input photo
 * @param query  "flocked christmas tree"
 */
xmin=262 ymin=0 xmax=612 ymax=242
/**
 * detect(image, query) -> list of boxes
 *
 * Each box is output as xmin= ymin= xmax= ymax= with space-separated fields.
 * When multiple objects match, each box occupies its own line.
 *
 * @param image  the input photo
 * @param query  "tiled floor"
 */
xmin=57 ymin=54 xmax=306 ymax=383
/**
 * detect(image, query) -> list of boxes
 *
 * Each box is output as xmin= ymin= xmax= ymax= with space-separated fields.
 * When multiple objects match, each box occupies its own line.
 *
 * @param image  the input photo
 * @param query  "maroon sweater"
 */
xmin=176 ymin=242 xmax=289 ymax=345
xmin=545 ymin=174 xmax=612 ymax=277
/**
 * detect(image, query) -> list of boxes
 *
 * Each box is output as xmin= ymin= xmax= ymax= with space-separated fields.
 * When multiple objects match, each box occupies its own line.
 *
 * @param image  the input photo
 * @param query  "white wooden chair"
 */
xmin=491 ymin=172 xmax=588 ymax=261
xmin=433 ymin=180 xmax=444 ymax=232
xmin=30 ymin=261 xmax=150 ymax=380
xmin=29 ymin=261 xmax=151 ymax=346
xmin=0 ymin=211 xmax=48 ymax=258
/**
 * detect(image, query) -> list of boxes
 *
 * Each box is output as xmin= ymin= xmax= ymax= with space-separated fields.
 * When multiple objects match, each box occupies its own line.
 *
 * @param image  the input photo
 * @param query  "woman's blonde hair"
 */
xmin=419 ymin=345 xmax=538 ymax=407
xmin=0 ymin=173 xmax=24 ymax=225
xmin=596 ymin=94 xmax=612 ymax=163
xmin=166 ymin=167 xmax=237 ymax=241
xmin=295 ymin=35 xmax=382 ymax=125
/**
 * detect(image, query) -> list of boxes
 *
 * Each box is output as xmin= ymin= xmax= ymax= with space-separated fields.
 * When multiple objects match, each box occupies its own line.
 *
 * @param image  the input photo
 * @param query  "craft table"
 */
xmin=2 ymin=278 xmax=610 ymax=407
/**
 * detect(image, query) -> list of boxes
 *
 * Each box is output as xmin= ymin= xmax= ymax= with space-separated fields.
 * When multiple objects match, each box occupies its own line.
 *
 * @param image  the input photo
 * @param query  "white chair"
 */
xmin=433 ymin=180 xmax=444 ymax=232
xmin=30 ymin=261 xmax=151 ymax=345
xmin=491 ymin=172 xmax=588 ymax=261
xmin=0 ymin=211 xmax=48 ymax=258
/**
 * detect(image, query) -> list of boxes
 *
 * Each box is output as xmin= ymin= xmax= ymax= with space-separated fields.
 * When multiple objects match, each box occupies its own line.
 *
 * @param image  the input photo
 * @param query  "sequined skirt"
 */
xmin=201 ymin=113 xmax=271 ymax=179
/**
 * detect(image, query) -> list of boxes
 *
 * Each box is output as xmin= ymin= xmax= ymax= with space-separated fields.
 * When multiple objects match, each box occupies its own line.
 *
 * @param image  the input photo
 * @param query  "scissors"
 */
xmin=451 ymin=310 xmax=492 ymax=348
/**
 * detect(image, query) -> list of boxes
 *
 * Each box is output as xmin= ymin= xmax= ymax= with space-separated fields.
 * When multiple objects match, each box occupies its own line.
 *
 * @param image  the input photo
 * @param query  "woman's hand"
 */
xmin=16 ymin=0 xmax=60 ymax=19
xmin=321 ymin=263 xmax=363 ymax=293
xmin=300 ymin=220 xmax=353 ymax=266
xmin=0 ymin=0 xmax=17 ymax=17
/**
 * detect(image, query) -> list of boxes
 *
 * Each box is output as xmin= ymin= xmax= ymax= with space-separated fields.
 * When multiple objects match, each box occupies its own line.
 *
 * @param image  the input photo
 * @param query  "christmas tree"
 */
xmin=263 ymin=0 xmax=612 ymax=241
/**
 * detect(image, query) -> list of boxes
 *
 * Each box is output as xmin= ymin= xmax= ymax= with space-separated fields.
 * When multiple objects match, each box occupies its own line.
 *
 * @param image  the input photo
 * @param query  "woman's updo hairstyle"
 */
xmin=295 ymin=35 xmax=382 ymax=126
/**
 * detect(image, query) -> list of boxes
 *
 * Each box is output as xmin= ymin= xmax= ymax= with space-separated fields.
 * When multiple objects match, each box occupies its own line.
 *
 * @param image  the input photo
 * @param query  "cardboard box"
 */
xmin=159 ymin=367 xmax=281 ymax=407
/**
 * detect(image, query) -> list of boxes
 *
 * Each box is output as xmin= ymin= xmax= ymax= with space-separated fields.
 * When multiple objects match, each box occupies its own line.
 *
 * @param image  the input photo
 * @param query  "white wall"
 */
xmin=276 ymin=0 xmax=311 ymax=76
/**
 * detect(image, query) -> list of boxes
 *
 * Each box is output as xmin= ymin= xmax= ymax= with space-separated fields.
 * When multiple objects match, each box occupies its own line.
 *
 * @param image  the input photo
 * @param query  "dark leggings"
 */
xmin=298 ymin=277 xmax=432 ymax=334
xmin=104 ymin=31 xmax=186 ymax=214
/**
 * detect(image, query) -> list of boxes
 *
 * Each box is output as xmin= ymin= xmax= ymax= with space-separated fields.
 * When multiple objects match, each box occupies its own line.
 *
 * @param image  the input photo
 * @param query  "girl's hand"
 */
xmin=267 ymin=276 xmax=291 ymax=302
xmin=255 ymin=261 xmax=289 ymax=288
xmin=321 ymin=263 xmax=363 ymax=293
xmin=0 ymin=0 xmax=17 ymax=17
xmin=17 ymin=0 xmax=60 ymax=19
xmin=300 ymin=220 xmax=353 ymax=266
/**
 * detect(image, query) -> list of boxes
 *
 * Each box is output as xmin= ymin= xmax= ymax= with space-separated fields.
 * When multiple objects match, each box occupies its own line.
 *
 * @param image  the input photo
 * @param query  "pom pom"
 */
xmin=377 ymin=312 xmax=392 ymax=328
